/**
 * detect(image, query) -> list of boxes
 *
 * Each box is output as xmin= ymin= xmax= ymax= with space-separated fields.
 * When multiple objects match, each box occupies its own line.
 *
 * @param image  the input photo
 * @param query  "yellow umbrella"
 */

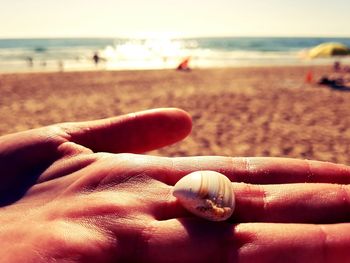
xmin=308 ymin=42 xmax=350 ymax=58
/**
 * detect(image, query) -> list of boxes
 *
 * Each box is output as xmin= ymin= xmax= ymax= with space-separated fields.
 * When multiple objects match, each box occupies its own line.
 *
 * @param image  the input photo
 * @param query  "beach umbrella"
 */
xmin=308 ymin=42 xmax=350 ymax=58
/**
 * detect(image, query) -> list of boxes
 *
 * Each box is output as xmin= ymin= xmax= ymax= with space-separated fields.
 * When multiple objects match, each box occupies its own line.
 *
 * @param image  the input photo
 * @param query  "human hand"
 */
xmin=0 ymin=107 xmax=192 ymax=262
xmin=1 ymin=108 xmax=350 ymax=262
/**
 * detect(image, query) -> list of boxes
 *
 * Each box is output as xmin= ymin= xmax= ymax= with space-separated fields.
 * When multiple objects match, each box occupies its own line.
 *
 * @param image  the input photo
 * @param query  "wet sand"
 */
xmin=1 ymin=66 xmax=350 ymax=164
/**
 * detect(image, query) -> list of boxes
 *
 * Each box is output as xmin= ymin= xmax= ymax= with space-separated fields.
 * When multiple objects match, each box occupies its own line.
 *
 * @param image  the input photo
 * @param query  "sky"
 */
xmin=1 ymin=0 xmax=350 ymax=38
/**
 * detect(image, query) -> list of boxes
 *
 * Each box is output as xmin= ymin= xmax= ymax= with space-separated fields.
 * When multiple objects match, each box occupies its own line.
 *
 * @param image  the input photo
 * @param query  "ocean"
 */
xmin=0 ymin=37 xmax=350 ymax=72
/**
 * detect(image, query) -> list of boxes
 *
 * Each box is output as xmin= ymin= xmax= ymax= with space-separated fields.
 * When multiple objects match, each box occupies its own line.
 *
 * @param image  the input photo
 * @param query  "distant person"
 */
xmin=317 ymin=75 xmax=349 ymax=91
xmin=318 ymin=76 xmax=337 ymax=86
xmin=305 ymin=70 xmax=313 ymax=83
xmin=162 ymin=56 xmax=168 ymax=66
xmin=334 ymin=61 xmax=341 ymax=72
xmin=177 ymin=57 xmax=191 ymax=71
xmin=93 ymin=52 xmax=100 ymax=66
xmin=26 ymin=57 xmax=33 ymax=67
xmin=58 ymin=60 xmax=64 ymax=72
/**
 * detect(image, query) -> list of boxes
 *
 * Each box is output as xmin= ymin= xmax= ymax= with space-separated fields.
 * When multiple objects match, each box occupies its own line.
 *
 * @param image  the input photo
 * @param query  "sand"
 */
xmin=1 ymin=66 xmax=350 ymax=164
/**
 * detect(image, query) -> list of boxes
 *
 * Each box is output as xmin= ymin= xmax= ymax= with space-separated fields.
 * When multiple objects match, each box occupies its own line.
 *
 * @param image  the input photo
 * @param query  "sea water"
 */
xmin=0 ymin=37 xmax=350 ymax=72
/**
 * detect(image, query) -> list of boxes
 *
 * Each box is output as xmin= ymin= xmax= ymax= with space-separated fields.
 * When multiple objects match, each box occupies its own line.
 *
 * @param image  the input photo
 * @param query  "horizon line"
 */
xmin=1 ymin=35 xmax=350 ymax=40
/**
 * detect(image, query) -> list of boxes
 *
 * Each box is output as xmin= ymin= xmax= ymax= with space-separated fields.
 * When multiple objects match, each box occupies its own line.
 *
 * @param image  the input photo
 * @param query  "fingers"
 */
xmin=230 ymin=157 xmax=350 ymax=184
xmin=0 ymin=108 xmax=190 ymax=204
xmin=105 ymin=155 xmax=350 ymax=224
xmin=117 ymin=155 xmax=350 ymax=185
xmin=230 ymin=183 xmax=350 ymax=223
xmin=136 ymin=219 xmax=237 ymax=263
xmin=0 ymin=108 xmax=191 ymax=175
xmin=169 ymin=156 xmax=350 ymax=184
xmin=61 ymin=108 xmax=192 ymax=153
xmin=46 ymin=154 xmax=350 ymax=225
xmin=234 ymin=223 xmax=350 ymax=263
xmin=154 ymin=182 xmax=350 ymax=224
xmin=143 ymin=220 xmax=350 ymax=263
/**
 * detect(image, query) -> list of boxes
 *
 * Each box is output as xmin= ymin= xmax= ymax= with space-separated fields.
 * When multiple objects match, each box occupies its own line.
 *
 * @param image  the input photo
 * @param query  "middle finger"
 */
xmin=156 ymin=182 xmax=350 ymax=224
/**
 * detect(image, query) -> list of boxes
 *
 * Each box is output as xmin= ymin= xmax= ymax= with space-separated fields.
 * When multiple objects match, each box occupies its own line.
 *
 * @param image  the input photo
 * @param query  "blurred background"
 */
xmin=1 ymin=0 xmax=350 ymax=163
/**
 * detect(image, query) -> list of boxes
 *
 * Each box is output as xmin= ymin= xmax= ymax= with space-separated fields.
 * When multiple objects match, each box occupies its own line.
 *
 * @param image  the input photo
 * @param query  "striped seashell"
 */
xmin=173 ymin=171 xmax=235 ymax=221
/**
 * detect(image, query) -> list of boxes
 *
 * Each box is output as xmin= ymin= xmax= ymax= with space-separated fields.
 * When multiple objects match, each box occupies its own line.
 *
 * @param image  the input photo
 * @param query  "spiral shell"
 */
xmin=173 ymin=171 xmax=235 ymax=221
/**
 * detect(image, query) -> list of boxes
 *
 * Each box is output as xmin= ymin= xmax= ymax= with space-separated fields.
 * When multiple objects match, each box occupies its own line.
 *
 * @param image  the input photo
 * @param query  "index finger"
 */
xmin=118 ymin=155 xmax=350 ymax=185
xmin=171 ymin=156 xmax=350 ymax=184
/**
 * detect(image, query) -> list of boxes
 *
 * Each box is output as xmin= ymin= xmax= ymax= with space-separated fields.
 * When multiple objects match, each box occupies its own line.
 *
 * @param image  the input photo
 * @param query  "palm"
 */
xmin=2 ymin=154 xmax=168 ymax=262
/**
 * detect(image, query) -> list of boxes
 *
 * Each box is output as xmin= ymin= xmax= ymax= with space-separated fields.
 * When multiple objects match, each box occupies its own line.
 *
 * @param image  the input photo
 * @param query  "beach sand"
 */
xmin=1 ymin=66 xmax=350 ymax=164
